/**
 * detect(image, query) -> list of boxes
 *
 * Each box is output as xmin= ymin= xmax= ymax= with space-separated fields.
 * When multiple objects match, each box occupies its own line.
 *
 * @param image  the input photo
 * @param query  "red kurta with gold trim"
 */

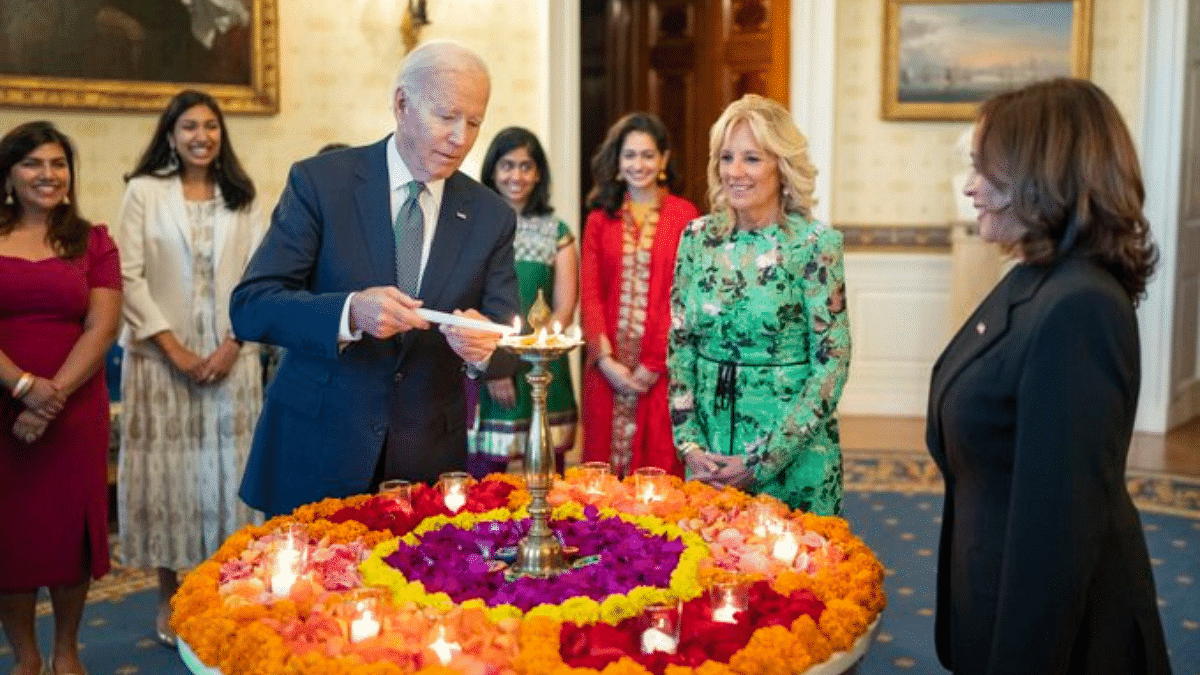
xmin=579 ymin=193 xmax=698 ymax=476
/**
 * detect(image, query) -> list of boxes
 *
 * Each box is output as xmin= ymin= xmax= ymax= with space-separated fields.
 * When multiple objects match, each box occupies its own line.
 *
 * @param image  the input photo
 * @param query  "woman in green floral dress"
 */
xmin=668 ymin=95 xmax=851 ymax=514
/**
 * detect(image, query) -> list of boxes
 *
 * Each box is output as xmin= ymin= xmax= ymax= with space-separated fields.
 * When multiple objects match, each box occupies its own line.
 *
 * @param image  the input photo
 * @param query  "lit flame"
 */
xmin=429 ymin=625 xmax=461 ymax=665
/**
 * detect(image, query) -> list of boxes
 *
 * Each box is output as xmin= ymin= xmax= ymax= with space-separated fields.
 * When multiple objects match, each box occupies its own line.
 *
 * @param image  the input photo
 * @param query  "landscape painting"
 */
xmin=882 ymin=0 xmax=1092 ymax=120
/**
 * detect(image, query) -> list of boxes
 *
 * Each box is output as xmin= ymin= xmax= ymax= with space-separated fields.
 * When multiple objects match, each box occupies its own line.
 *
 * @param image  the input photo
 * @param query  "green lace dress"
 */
xmin=667 ymin=212 xmax=851 ymax=514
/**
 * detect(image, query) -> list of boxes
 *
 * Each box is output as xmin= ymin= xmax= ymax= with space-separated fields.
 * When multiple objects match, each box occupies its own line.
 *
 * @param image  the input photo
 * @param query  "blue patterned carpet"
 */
xmin=2 ymin=450 xmax=1196 ymax=675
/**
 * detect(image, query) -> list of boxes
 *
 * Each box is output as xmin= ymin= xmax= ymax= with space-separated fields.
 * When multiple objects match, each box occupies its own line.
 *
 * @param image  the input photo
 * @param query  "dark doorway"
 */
xmin=578 ymin=0 xmax=792 ymax=225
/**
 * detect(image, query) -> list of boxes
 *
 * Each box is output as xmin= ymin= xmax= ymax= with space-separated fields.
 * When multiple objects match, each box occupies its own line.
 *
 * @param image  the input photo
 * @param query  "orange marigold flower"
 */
xmin=512 ymin=645 xmax=566 ymax=675
xmin=218 ymin=621 xmax=289 ymax=675
xmin=728 ymin=625 xmax=800 ymax=675
xmin=694 ymin=662 xmax=736 ymax=675
xmin=789 ymin=614 xmax=832 ymax=665
xmin=818 ymin=598 xmax=870 ymax=652
xmin=600 ymin=657 xmax=651 ymax=675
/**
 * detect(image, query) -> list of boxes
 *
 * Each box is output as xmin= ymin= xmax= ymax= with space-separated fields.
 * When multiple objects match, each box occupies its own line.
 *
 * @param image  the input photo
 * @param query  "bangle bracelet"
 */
xmin=11 ymin=372 xmax=34 ymax=399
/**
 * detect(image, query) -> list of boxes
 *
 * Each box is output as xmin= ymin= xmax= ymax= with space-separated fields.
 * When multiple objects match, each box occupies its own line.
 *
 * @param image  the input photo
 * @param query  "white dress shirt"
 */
xmin=339 ymin=134 xmax=445 ymax=340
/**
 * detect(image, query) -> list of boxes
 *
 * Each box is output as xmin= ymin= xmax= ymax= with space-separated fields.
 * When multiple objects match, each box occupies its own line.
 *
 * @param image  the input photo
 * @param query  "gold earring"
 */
xmin=658 ymin=170 xmax=667 ymax=182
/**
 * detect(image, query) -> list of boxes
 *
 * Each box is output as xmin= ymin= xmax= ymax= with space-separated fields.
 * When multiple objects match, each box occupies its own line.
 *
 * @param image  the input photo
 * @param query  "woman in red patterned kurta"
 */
xmin=580 ymin=113 xmax=699 ymax=477
xmin=0 ymin=122 xmax=122 ymax=675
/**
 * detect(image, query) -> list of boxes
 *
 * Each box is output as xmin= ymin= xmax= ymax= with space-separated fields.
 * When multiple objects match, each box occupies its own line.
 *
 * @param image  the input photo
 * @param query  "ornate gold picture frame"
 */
xmin=882 ymin=0 xmax=1092 ymax=121
xmin=0 ymin=0 xmax=278 ymax=115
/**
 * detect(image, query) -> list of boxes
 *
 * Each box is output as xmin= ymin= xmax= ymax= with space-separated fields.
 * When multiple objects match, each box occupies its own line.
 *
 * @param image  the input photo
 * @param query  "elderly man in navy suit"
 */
xmin=230 ymin=41 xmax=519 ymax=517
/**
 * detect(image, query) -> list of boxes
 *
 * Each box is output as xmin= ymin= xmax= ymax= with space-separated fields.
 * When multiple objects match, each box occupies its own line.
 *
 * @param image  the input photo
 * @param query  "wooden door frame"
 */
xmin=553 ymin=0 xmax=836 ymax=223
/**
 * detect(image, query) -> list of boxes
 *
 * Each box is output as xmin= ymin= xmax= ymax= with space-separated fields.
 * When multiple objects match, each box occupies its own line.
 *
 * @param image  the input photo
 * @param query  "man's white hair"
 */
xmin=393 ymin=40 xmax=489 ymax=104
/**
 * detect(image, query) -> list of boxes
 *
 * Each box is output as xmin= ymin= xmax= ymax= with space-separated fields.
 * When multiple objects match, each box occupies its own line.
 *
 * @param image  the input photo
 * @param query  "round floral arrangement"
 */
xmin=172 ymin=470 xmax=885 ymax=675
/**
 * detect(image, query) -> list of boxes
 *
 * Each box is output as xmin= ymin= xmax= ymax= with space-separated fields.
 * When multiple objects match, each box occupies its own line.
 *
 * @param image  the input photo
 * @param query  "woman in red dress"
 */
xmin=0 ymin=122 xmax=122 ymax=675
xmin=580 ymin=113 xmax=699 ymax=477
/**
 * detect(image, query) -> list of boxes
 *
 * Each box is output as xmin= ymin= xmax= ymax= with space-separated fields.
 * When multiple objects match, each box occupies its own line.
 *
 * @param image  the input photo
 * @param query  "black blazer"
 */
xmin=231 ymin=137 xmax=519 ymax=517
xmin=926 ymin=255 xmax=1171 ymax=675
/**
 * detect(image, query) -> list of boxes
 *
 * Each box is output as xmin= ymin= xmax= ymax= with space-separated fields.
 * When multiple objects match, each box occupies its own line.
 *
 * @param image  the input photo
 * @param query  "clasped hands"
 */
xmin=12 ymin=375 xmax=65 ymax=445
xmin=169 ymin=337 xmax=241 ymax=386
xmin=684 ymin=448 xmax=756 ymax=489
xmin=349 ymin=286 xmax=499 ymax=364
xmin=598 ymin=356 xmax=659 ymax=396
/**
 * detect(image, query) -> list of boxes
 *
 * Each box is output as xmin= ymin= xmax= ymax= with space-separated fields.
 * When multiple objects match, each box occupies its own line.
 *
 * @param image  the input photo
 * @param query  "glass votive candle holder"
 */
xmin=640 ymin=601 xmax=681 ymax=654
xmin=268 ymin=525 xmax=309 ymax=598
xmin=379 ymin=478 xmax=413 ymax=503
xmin=438 ymin=471 xmax=472 ymax=512
xmin=748 ymin=500 xmax=785 ymax=538
xmin=633 ymin=466 xmax=667 ymax=503
xmin=708 ymin=576 xmax=750 ymax=624
xmin=344 ymin=587 xmax=387 ymax=643
xmin=771 ymin=523 xmax=802 ymax=567
xmin=580 ymin=461 xmax=611 ymax=494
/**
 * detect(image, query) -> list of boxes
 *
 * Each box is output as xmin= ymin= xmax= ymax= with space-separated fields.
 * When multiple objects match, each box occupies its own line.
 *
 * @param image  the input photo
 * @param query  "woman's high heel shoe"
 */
xmin=155 ymin=604 xmax=177 ymax=648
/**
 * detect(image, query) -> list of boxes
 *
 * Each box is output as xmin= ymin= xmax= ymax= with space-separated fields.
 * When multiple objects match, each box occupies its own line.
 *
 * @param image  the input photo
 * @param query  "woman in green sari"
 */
xmin=466 ymin=127 xmax=578 ymax=478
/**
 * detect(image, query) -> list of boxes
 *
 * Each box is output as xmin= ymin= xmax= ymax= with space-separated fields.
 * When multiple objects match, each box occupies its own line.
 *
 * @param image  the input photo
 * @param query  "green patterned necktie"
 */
xmin=394 ymin=180 xmax=424 ymax=296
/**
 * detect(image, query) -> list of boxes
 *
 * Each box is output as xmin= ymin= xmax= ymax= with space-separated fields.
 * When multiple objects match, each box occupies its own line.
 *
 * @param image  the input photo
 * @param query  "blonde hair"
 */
xmin=706 ymin=94 xmax=816 ymax=234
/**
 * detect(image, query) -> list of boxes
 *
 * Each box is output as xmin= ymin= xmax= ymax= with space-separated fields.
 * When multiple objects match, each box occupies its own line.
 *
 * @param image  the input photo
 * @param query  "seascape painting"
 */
xmin=882 ymin=0 xmax=1091 ymax=120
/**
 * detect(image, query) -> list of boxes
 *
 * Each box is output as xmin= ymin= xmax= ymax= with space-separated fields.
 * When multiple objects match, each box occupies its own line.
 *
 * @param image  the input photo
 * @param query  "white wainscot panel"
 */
xmin=840 ymin=252 xmax=951 ymax=416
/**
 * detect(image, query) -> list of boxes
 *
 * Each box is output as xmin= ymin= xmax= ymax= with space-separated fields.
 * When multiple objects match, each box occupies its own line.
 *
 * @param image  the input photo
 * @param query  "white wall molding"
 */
xmin=840 ymin=253 xmax=951 ymax=416
xmin=1136 ymin=0 xmax=1188 ymax=432
xmin=544 ymin=1 xmax=580 ymax=237
xmin=790 ymin=0 xmax=837 ymax=225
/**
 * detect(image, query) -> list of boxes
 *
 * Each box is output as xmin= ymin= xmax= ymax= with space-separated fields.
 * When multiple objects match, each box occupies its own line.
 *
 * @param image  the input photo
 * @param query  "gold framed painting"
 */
xmin=882 ymin=0 xmax=1092 ymax=121
xmin=0 ymin=0 xmax=279 ymax=115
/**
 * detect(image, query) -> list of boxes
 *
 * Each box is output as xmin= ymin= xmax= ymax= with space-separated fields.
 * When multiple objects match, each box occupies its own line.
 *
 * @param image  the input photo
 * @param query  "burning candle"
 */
xmin=581 ymin=461 xmax=609 ymax=495
xmin=772 ymin=530 xmax=800 ymax=566
xmin=640 ymin=626 xmax=678 ymax=654
xmin=535 ymin=328 xmax=548 ymax=346
xmin=752 ymin=511 xmax=784 ymax=538
xmin=712 ymin=601 xmax=739 ymax=624
xmin=708 ymin=578 xmax=749 ymax=624
xmin=270 ymin=569 xmax=297 ymax=597
xmin=640 ymin=601 xmax=681 ymax=654
xmin=444 ymin=486 xmax=466 ymax=512
xmin=429 ymin=625 xmax=461 ymax=665
xmin=634 ymin=466 xmax=666 ymax=504
xmin=349 ymin=606 xmax=380 ymax=643
xmin=439 ymin=471 xmax=470 ymax=512
xmin=270 ymin=545 xmax=302 ymax=597
xmin=638 ymin=482 xmax=660 ymax=503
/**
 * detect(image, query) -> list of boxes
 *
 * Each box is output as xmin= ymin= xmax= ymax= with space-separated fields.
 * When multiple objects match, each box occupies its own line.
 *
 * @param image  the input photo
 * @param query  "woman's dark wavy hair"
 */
xmin=126 ymin=89 xmax=255 ymax=211
xmin=976 ymin=77 xmax=1157 ymax=303
xmin=586 ymin=112 xmax=679 ymax=217
xmin=0 ymin=121 xmax=91 ymax=258
xmin=480 ymin=126 xmax=554 ymax=217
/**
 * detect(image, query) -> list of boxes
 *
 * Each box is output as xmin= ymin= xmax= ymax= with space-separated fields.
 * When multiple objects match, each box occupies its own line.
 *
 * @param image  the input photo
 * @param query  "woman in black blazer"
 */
xmin=926 ymin=78 xmax=1172 ymax=675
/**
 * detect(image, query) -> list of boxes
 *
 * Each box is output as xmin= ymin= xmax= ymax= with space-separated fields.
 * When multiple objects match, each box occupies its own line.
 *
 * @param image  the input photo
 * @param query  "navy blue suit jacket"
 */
xmin=926 ymin=256 xmax=1170 ymax=675
xmin=230 ymin=137 xmax=518 ymax=516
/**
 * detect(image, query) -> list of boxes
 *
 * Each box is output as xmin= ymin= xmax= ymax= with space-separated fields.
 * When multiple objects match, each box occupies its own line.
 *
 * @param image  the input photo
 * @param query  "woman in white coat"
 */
xmin=115 ymin=89 xmax=263 ymax=645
